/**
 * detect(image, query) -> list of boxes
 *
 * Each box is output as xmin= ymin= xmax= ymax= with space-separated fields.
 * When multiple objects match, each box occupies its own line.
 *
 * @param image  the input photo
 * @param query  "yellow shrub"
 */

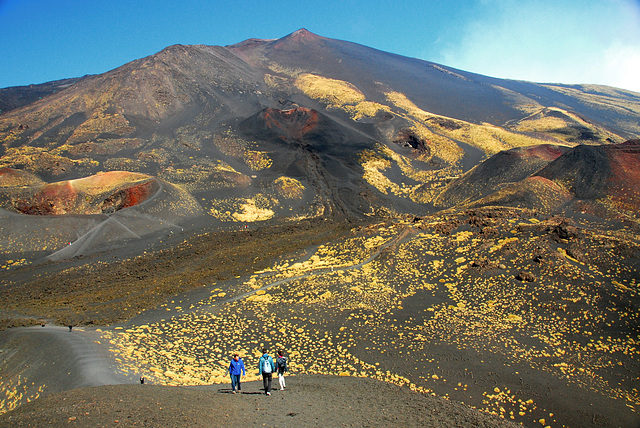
xmin=295 ymin=73 xmax=365 ymax=108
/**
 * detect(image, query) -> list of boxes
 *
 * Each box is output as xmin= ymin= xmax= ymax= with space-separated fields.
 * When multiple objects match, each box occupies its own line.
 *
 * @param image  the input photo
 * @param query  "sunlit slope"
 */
xmin=507 ymin=106 xmax=623 ymax=144
xmin=1 ymin=29 xmax=637 ymax=215
xmin=0 ymin=44 xmax=264 ymax=182
xmin=0 ymin=170 xmax=202 ymax=261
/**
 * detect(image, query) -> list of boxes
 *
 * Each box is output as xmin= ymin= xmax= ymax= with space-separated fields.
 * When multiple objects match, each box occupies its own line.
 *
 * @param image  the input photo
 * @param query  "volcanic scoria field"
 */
xmin=0 ymin=29 xmax=639 ymax=427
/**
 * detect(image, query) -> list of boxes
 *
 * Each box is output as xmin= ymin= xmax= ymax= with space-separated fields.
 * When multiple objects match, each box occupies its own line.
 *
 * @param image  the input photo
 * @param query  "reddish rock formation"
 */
xmin=605 ymin=139 xmax=640 ymax=213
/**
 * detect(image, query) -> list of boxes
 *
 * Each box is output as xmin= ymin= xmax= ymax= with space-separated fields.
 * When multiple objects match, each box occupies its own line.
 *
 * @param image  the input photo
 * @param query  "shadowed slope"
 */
xmin=433 ymin=144 xmax=569 ymax=208
xmin=537 ymin=140 xmax=640 ymax=199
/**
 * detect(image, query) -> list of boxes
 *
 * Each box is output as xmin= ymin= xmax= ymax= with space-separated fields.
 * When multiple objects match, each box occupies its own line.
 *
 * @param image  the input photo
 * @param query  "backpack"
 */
xmin=262 ymin=357 xmax=272 ymax=374
xmin=276 ymin=356 xmax=287 ymax=372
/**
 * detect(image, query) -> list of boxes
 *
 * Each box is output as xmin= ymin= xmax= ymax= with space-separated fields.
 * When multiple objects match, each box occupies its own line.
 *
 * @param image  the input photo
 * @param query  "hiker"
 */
xmin=275 ymin=349 xmax=288 ymax=390
xmin=258 ymin=348 xmax=275 ymax=395
xmin=228 ymin=353 xmax=246 ymax=393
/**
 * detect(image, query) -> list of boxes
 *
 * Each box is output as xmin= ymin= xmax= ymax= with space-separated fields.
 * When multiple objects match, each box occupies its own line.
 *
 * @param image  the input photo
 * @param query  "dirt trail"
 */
xmin=0 ymin=325 xmax=131 ymax=414
xmin=0 ymin=375 xmax=518 ymax=428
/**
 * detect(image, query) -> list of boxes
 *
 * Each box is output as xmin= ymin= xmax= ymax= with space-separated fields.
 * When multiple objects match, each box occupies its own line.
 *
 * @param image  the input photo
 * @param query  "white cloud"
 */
xmin=434 ymin=0 xmax=640 ymax=92
xmin=599 ymin=43 xmax=640 ymax=93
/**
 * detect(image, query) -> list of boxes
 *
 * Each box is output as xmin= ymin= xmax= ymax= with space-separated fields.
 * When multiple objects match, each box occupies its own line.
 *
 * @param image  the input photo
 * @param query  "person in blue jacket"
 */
xmin=258 ymin=348 xmax=275 ymax=396
xmin=228 ymin=353 xmax=246 ymax=393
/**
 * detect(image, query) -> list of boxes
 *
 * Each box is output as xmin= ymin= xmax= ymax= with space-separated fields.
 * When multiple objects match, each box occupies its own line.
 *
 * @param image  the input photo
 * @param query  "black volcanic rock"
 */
xmin=236 ymin=106 xmax=391 ymax=219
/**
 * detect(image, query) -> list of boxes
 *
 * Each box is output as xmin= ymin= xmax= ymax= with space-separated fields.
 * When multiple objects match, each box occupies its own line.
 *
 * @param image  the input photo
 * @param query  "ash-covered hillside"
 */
xmin=0 ymin=28 xmax=639 ymax=260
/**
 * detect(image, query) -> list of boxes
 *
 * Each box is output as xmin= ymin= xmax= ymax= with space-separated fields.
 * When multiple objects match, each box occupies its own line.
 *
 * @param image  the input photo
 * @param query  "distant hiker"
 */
xmin=275 ymin=349 xmax=288 ymax=390
xmin=68 ymin=325 xmax=73 ymax=332
xmin=229 ymin=353 xmax=246 ymax=393
xmin=258 ymin=348 xmax=275 ymax=396
xmin=140 ymin=376 xmax=145 ymax=384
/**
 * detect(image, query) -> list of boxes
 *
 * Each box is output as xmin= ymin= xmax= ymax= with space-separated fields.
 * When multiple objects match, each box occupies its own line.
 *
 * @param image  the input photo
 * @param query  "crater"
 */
xmin=393 ymin=129 xmax=430 ymax=155
xmin=0 ymin=170 xmax=160 ymax=215
xmin=261 ymin=107 xmax=319 ymax=140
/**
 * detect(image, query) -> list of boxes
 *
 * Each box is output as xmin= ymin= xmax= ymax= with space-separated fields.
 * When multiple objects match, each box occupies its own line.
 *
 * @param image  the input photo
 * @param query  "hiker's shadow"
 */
xmin=217 ymin=388 xmax=263 ymax=395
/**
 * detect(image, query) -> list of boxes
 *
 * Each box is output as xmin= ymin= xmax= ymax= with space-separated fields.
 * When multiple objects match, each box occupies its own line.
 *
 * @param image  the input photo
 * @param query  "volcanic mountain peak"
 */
xmin=264 ymin=28 xmax=329 ymax=53
xmin=1 ymin=30 xmax=640 ymax=428
xmin=282 ymin=28 xmax=324 ymax=42
xmin=224 ymin=28 xmax=324 ymax=54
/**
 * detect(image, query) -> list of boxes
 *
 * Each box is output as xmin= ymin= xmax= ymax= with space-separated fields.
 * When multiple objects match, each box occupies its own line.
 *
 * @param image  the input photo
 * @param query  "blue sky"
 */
xmin=1 ymin=0 xmax=639 ymax=92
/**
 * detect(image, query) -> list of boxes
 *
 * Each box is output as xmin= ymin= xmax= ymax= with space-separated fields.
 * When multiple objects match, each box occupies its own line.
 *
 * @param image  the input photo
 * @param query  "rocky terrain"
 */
xmin=0 ymin=29 xmax=639 ymax=427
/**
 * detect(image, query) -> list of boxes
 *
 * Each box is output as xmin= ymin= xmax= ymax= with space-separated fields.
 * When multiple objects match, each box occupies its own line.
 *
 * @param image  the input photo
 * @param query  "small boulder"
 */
xmin=551 ymin=223 xmax=578 ymax=242
xmin=516 ymin=271 xmax=536 ymax=282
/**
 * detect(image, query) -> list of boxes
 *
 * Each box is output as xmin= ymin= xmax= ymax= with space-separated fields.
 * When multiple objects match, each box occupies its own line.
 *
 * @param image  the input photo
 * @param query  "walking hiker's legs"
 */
xmin=263 ymin=373 xmax=272 ymax=394
xmin=231 ymin=374 xmax=239 ymax=391
xmin=278 ymin=373 xmax=286 ymax=389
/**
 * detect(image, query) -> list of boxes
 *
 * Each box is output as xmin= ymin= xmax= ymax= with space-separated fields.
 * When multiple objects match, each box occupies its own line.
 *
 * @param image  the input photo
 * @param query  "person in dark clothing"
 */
xmin=228 ymin=353 xmax=246 ymax=393
xmin=275 ymin=349 xmax=288 ymax=390
xmin=258 ymin=348 xmax=275 ymax=396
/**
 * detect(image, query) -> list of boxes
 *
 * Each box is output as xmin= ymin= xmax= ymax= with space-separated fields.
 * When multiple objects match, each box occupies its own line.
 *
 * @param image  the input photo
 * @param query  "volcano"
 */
xmin=0 ymin=27 xmax=638 ymax=258
xmin=0 ymin=29 xmax=639 ymax=428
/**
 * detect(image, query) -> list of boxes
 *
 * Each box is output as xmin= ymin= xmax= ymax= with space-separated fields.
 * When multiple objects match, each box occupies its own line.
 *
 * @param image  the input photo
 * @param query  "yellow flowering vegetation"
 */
xmin=294 ymin=73 xmax=390 ymax=120
xmin=243 ymin=150 xmax=273 ymax=171
xmin=101 ymin=216 xmax=640 ymax=426
xmin=359 ymin=145 xmax=460 ymax=204
xmin=274 ymin=176 xmax=305 ymax=199
xmin=209 ymin=194 xmax=277 ymax=223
